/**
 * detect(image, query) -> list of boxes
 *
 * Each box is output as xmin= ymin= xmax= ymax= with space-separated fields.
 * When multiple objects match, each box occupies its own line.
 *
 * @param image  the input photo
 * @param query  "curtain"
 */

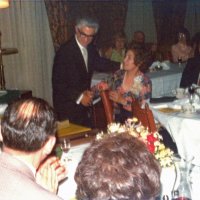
xmin=152 ymin=0 xmax=187 ymax=46
xmin=125 ymin=0 xmax=157 ymax=43
xmin=0 ymin=0 xmax=54 ymax=105
xmin=185 ymin=0 xmax=200 ymax=39
xmin=45 ymin=0 xmax=128 ymax=50
xmin=44 ymin=0 xmax=69 ymax=51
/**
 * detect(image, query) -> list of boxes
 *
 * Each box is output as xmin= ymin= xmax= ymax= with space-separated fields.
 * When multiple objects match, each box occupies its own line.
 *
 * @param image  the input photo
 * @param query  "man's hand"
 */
xmin=81 ymin=90 xmax=93 ymax=106
xmin=36 ymin=156 xmax=67 ymax=193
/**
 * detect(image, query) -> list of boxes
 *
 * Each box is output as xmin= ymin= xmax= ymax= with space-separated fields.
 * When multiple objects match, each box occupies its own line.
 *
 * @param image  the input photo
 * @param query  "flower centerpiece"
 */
xmin=96 ymin=117 xmax=174 ymax=168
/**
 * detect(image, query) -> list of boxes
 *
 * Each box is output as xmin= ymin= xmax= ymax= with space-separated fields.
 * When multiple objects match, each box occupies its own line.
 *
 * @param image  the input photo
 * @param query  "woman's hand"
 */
xmin=36 ymin=156 xmax=67 ymax=193
xmin=109 ymin=90 xmax=126 ymax=105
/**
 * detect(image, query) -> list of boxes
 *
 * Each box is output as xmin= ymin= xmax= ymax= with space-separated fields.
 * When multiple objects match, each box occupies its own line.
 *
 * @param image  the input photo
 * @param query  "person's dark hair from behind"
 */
xmin=191 ymin=32 xmax=200 ymax=57
xmin=1 ymin=97 xmax=57 ymax=152
xmin=75 ymin=133 xmax=161 ymax=200
xmin=127 ymin=43 xmax=151 ymax=73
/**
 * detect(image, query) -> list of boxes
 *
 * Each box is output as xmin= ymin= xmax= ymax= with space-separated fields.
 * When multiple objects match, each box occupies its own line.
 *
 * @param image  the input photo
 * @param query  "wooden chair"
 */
xmin=132 ymin=99 xmax=157 ymax=132
xmin=99 ymin=90 xmax=114 ymax=125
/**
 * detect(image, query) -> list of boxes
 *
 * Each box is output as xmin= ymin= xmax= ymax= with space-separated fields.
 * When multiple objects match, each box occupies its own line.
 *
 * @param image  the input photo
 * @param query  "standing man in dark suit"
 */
xmin=52 ymin=17 xmax=119 ymax=127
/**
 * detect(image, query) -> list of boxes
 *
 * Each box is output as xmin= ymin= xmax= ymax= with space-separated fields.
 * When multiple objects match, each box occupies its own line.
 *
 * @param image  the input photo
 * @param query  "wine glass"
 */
xmin=60 ymin=138 xmax=71 ymax=153
xmin=188 ymin=86 xmax=195 ymax=105
xmin=178 ymin=57 xmax=182 ymax=67
xmin=59 ymin=138 xmax=71 ymax=164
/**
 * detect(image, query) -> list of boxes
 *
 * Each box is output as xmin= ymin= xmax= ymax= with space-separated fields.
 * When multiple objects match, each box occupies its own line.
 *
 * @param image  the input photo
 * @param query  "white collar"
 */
xmin=75 ymin=35 xmax=87 ymax=52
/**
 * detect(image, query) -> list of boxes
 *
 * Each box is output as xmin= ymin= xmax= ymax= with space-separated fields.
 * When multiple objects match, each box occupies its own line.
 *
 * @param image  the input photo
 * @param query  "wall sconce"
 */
xmin=0 ymin=0 xmax=9 ymax=9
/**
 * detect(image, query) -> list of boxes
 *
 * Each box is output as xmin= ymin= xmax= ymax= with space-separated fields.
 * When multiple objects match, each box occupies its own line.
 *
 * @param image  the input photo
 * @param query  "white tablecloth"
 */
xmin=150 ymin=100 xmax=200 ymax=200
xmin=92 ymin=63 xmax=184 ymax=98
xmin=151 ymin=102 xmax=200 ymax=166
xmin=58 ymin=143 xmax=89 ymax=200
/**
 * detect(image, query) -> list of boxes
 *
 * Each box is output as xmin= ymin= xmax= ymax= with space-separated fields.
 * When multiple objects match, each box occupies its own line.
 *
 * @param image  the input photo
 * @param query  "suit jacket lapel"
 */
xmin=73 ymin=38 xmax=89 ymax=74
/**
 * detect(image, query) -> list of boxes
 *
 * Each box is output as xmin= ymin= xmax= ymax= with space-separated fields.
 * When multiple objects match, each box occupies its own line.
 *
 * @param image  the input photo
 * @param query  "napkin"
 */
xmin=150 ymin=60 xmax=170 ymax=71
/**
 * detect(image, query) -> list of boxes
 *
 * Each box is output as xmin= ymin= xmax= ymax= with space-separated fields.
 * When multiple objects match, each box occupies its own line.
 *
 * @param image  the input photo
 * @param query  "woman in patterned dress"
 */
xmin=97 ymin=44 xmax=152 ymax=123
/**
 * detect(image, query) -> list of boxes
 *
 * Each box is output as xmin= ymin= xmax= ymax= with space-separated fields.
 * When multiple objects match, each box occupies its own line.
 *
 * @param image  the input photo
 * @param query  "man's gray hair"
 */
xmin=76 ymin=17 xmax=99 ymax=33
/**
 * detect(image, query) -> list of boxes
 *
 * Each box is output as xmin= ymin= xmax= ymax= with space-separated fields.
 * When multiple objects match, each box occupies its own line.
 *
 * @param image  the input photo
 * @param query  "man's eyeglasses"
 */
xmin=78 ymin=28 xmax=96 ymax=39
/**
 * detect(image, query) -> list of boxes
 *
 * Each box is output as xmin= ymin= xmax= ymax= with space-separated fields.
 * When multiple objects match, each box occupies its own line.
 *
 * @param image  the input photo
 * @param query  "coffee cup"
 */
xmin=175 ymin=88 xmax=185 ymax=99
xmin=182 ymin=103 xmax=196 ymax=114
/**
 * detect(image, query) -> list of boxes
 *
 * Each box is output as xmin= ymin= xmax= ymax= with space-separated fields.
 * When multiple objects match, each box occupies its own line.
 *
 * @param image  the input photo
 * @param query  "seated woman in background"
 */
xmin=75 ymin=133 xmax=161 ymax=200
xmin=97 ymin=44 xmax=151 ymax=123
xmin=171 ymin=27 xmax=193 ymax=63
xmin=180 ymin=32 xmax=200 ymax=88
xmin=104 ymin=31 xmax=126 ymax=63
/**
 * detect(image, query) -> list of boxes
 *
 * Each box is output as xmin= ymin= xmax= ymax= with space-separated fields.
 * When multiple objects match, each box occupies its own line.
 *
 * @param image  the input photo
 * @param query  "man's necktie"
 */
xmin=82 ymin=47 xmax=88 ymax=71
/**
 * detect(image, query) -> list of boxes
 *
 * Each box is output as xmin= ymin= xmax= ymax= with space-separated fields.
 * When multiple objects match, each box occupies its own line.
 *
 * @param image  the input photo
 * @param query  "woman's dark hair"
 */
xmin=126 ymin=43 xmax=151 ymax=73
xmin=175 ymin=27 xmax=191 ymax=45
xmin=75 ymin=133 xmax=161 ymax=200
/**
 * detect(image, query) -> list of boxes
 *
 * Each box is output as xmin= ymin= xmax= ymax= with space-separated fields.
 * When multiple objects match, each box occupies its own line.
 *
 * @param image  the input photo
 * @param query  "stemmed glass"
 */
xmin=188 ymin=86 xmax=195 ymax=105
xmin=178 ymin=57 xmax=182 ymax=67
xmin=59 ymin=138 xmax=71 ymax=164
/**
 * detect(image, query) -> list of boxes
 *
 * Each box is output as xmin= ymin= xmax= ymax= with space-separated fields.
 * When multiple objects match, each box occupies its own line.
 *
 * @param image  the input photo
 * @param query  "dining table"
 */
xmin=92 ymin=62 xmax=185 ymax=98
xmin=150 ymin=98 xmax=200 ymax=166
xmin=57 ymin=139 xmax=91 ymax=200
xmin=57 ymin=134 xmax=200 ymax=200
xmin=149 ymin=97 xmax=200 ymax=200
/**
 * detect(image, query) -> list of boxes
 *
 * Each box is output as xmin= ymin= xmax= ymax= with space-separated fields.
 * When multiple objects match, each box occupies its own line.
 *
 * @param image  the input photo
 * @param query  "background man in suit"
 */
xmin=180 ymin=55 xmax=200 ymax=88
xmin=0 ymin=97 xmax=65 ymax=200
xmin=52 ymin=17 xmax=119 ymax=127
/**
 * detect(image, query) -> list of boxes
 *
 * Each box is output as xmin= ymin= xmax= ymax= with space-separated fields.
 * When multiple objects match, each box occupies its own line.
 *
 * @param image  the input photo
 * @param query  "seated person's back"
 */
xmin=0 ymin=97 xmax=63 ymax=200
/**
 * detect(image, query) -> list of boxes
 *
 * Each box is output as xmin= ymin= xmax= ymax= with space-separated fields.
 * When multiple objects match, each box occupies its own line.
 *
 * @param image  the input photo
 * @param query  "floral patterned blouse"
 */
xmin=95 ymin=69 xmax=152 ymax=113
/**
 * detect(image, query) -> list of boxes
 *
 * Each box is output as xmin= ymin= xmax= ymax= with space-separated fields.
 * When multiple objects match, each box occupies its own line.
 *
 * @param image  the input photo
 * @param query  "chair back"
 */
xmin=100 ymin=90 xmax=114 ymax=124
xmin=132 ymin=99 xmax=157 ymax=132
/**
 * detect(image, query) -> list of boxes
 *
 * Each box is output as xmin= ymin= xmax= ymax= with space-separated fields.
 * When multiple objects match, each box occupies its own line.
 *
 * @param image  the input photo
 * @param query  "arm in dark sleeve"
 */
xmin=180 ymin=59 xmax=194 ymax=88
xmin=52 ymin=46 xmax=85 ymax=107
xmin=89 ymin=45 xmax=120 ymax=72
